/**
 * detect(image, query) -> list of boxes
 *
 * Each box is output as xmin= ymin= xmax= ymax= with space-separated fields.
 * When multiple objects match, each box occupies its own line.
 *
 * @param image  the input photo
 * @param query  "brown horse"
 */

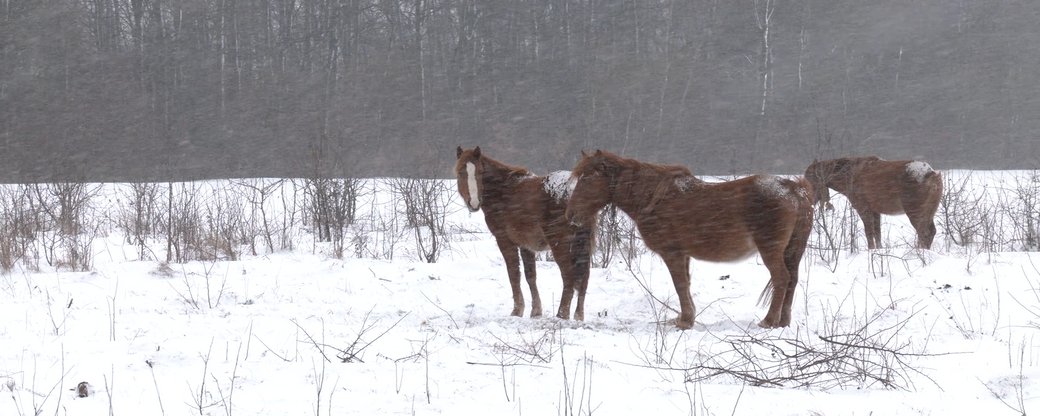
xmin=804 ymin=156 xmax=943 ymax=250
xmin=564 ymin=150 xmax=814 ymax=329
xmin=455 ymin=146 xmax=595 ymax=321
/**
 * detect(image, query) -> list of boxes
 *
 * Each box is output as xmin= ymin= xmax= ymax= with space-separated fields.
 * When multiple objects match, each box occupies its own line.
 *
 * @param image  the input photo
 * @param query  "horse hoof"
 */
xmin=530 ymin=309 xmax=543 ymax=318
xmin=556 ymin=312 xmax=570 ymax=320
xmin=674 ymin=318 xmax=694 ymax=330
xmin=757 ymin=319 xmax=787 ymax=328
xmin=510 ymin=309 xmax=524 ymax=317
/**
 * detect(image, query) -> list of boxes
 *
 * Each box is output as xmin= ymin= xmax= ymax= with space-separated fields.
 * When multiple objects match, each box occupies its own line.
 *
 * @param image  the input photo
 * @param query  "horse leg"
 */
xmin=549 ymin=227 xmax=593 ymax=321
xmin=870 ymin=212 xmax=883 ymax=249
xmin=496 ymin=240 xmax=525 ymax=317
xmin=757 ymin=247 xmax=792 ymax=328
xmin=560 ymin=227 xmax=592 ymax=322
xmin=779 ymin=212 xmax=812 ymax=327
xmin=855 ymin=208 xmax=879 ymax=250
xmin=574 ymin=233 xmax=591 ymax=322
xmin=662 ymin=253 xmax=695 ymax=329
xmin=521 ymin=248 xmax=542 ymax=317
xmin=551 ymin=243 xmax=576 ymax=320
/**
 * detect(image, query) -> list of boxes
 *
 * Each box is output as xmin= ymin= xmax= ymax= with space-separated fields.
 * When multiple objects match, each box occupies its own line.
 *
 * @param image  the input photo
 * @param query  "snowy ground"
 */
xmin=2 ymin=172 xmax=1039 ymax=415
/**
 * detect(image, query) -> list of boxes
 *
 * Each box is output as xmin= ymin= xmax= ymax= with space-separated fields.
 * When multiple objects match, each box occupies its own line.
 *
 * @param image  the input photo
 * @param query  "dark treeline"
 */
xmin=2 ymin=0 xmax=1039 ymax=181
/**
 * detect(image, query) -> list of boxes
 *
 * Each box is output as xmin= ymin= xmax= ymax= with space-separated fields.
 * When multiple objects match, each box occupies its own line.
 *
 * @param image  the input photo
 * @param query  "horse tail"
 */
xmin=757 ymin=281 xmax=775 ymax=308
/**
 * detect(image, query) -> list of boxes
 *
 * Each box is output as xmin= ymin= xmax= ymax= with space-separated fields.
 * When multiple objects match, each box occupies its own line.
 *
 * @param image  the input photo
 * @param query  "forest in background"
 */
xmin=2 ymin=0 xmax=1039 ymax=181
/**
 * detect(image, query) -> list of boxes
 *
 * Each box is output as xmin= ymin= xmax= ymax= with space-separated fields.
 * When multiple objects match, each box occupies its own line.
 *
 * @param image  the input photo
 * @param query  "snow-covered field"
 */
xmin=2 ymin=171 xmax=1039 ymax=415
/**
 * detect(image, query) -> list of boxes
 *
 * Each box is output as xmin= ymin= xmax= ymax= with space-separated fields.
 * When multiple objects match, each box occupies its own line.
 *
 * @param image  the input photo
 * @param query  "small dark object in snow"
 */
xmin=76 ymin=381 xmax=90 ymax=398
xmin=719 ymin=275 xmax=730 ymax=281
xmin=963 ymin=286 xmax=972 ymax=290
xmin=241 ymin=299 xmax=254 ymax=305
xmin=428 ymin=275 xmax=440 ymax=281
xmin=939 ymin=283 xmax=952 ymax=290
xmin=597 ymin=310 xmax=608 ymax=318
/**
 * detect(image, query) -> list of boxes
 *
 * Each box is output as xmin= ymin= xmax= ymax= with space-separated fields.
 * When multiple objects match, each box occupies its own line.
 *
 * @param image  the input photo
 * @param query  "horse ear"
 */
xmin=473 ymin=146 xmax=482 ymax=158
xmin=580 ymin=150 xmax=588 ymax=158
xmin=456 ymin=146 xmax=463 ymax=158
xmin=594 ymin=149 xmax=603 ymax=157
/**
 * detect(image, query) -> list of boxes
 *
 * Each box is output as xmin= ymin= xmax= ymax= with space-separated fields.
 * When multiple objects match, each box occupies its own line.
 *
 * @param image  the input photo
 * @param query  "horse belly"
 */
xmin=508 ymin=225 xmax=550 ymax=252
xmin=874 ymin=198 xmax=906 ymax=215
xmin=687 ymin=235 xmax=758 ymax=263
xmin=643 ymin=224 xmax=758 ymax=263
xmin=853 ymin=177 xmax=906 ymax=215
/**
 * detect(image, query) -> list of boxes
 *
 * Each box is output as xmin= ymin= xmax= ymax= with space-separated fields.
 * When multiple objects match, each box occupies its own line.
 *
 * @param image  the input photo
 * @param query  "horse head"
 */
xmin=455 ymin=146 xmax=484 ymax=212
xmin=804 ymin=159 xmax=835 ymax=211
xmin=565 ymin=149 xmax=617 ymax=226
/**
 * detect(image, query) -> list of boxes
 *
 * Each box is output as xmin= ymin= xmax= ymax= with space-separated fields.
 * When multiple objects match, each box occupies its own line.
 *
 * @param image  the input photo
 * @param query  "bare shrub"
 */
xmin=681 ymin=307 xmax=935 ymax=390
xmin=321 ymin=311 xmax=409 ymax=363
xmin=169 ymin=261 xmax=230 ymax=310
xmin=808 ymin=201 xmax=857 ymax=272
xmin=939 ymin=172 xmax=996 ymax=250
xmin=27 ymin=182 xmax=102 ymax=271
xmin=591 ymin=205 xmax=643 ymax=269
xmin=305 ymin=177 xmax=363 ymax=258
xmin=489 ymin=325 xmax=561 ymax=365
xmin=187 ymin=339 xmax=241 ymax=416
xmin=559 ymin=348 xmax=597 ymax=416
xmin=118 ymin=182 xmax=162 ymax=260
xmin=162 ymin=182 xmax=246 ymax=263
xmin=232 ymin=179 xmax=285 ymax=255
xmin=56 ymin=218 xmax=102 ymax=271
xmin=368 ymin=208 xmax=405 ymax=260
xmin=162 ymin=182 xmax=204 ymax=263
xmin=280 ymin=179 xmax=307 ymax=251
xmin=204 ymin=187 xmax=249 ymax=261
xmin=592 ymin=205 xmax=621 ymax=268
xmin=0 ymin=185 xmax=42 ymax=272
xmin=1003 ymin=170 xmax=1040 ymax=251
xmin=390 ymin=177 xmax=453 ymax=263
xmin=29 ymin=183 xmax=99 ymax=236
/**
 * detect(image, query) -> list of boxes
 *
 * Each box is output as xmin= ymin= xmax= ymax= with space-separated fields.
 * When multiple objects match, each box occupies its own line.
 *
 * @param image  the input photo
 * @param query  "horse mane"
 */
xmin=581 ymin=150 xmax=695 ymax=214
xmin=581 ymin=150 xmax=692 ymax=178
xmin=807 ymin=156 xmax=881 ymax=185
xmin=455 ymin=147 xmax=533 ymax=181
xmin=481 ymin=154 xmax=533 ymax=181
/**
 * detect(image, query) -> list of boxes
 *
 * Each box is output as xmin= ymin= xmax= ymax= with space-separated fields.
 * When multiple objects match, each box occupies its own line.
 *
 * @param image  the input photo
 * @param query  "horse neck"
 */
xmin=824 ymin=168 xmax=855 ymax=192
xmin=480 ymin=158 xmax=529 ymax=199
xmin=610 ymin=164 xmax=673 ymax=216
